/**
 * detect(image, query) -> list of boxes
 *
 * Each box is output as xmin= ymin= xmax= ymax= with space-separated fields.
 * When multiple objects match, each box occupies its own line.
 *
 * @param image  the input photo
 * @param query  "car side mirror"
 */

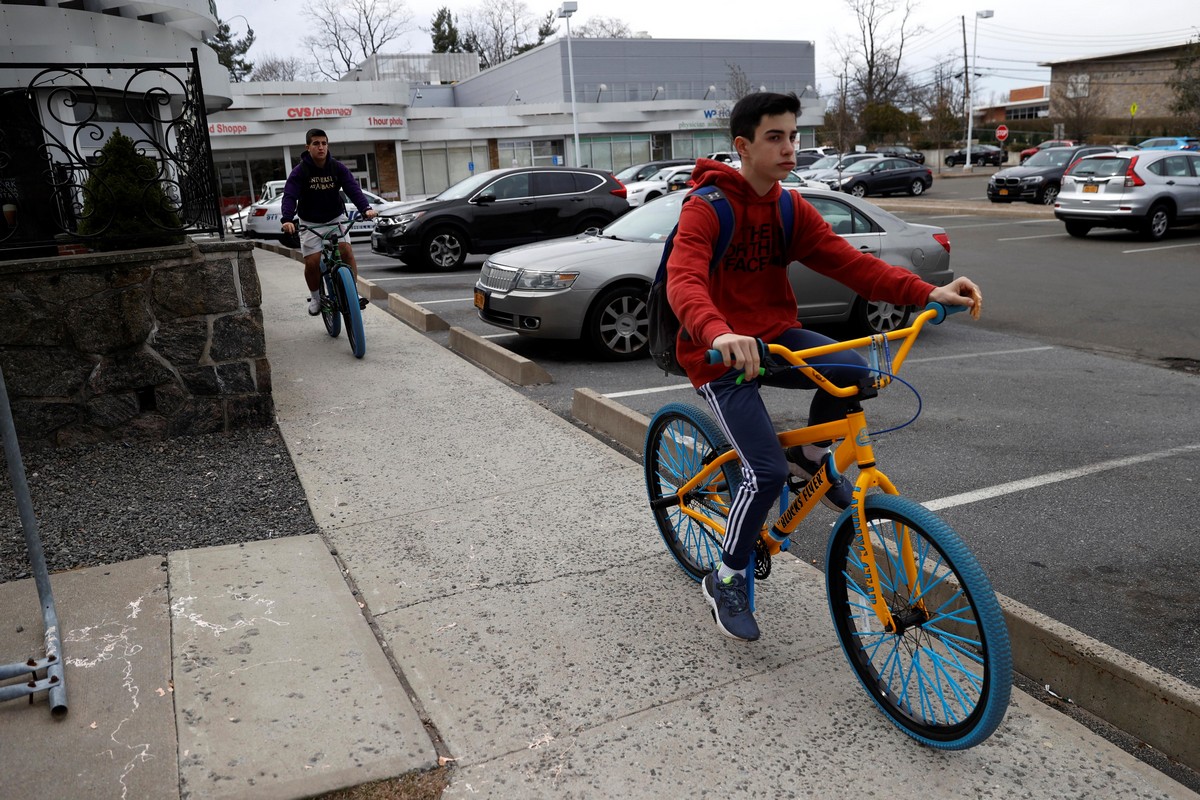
xmin=475 ymin=193 xmax=496 ymax=204
xmin=668 ymin=177 xmax=690 ymax=191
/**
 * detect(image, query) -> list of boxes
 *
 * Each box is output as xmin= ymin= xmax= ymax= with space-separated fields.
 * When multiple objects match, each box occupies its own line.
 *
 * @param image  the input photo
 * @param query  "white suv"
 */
xmin=1054 ymin=150 xmax=1200 ymax=241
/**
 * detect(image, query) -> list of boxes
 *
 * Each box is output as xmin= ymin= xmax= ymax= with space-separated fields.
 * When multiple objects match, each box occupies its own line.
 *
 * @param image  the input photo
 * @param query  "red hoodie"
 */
xmin=666 ymin=159 xmax=936 ymax=388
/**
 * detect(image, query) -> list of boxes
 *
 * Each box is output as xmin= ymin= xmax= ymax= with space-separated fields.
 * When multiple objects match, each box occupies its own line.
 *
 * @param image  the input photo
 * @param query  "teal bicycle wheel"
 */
xmin=334 ymin=266 xmax=365 ymax=359
xmin=320 ymin=270 xmax=341 ymax=338
xmin=644 ymin=403 xmax=741 ymax=582
xmin=825 ymin=494 xmax=1011 ymax=749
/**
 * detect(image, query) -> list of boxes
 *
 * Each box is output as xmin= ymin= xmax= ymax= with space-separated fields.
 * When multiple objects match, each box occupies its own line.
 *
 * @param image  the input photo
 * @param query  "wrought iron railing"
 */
xmin=0 ymin=48 xmax=222 ymax=253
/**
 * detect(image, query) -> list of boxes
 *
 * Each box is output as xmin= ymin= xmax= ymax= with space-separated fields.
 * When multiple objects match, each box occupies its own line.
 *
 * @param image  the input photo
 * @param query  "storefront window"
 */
xmin=403 ymin=141 xmax=490 ymax=198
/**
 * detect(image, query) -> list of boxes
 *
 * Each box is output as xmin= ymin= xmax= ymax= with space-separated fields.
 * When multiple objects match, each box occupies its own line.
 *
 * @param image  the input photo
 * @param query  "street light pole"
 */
xmin=963 ymin=9 xmax=993 ymax=172
xmin=558 ymin=2 xmax=580 ymax=167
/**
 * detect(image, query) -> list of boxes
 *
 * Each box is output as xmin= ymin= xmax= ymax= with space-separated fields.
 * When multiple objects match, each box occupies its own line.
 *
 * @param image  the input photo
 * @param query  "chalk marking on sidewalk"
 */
xmin=923 ymin=443 xmax=1200 ymax=511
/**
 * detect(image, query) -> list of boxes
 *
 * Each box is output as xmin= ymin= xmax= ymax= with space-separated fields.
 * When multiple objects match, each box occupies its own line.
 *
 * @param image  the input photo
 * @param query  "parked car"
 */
xmin=795 ymin=152 xmax=885 ymax=182
xmin=873 ymin=144 xmax=926 ymax=164
xmin=944 ymin=144 xmax=1006 ymax=167
xmin=472 ymin=187 xmax=954 ymax=359
xmin=704 ymin=151 xmax=739 ymax=164
xmin=987 ymin=144 xmax=1116 ymax=205
xmin=1135 ymin=136 xmax=1200 ymax=151
xmin=797 ymin=146 xmax=840 ymax=157
xmin=1054 ymin=150 xmax=1200 ymax=241
xmin=793 ymin=152 xmax=825 ymax=168
xmin=623 ymin=164 xmax=695 ymax=207
xmin=1019 ymin=139 xmax=1076 ymax=164
xmin=614 ymin=159 xmax=694 ymax=184
xmin=243 ymin=186 xmax=400 ymax=240
xmin=371 ymin=166 xmax=630 ymax=270
xmin=226 ymin=180 xmax=286 ymax=234
xmin=821 ymin=157 xmax=934 ymax=197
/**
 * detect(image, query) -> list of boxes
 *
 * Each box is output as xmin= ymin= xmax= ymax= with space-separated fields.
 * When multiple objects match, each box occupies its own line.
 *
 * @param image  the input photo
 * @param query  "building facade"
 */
xmin=207 ymin=38 xmax=823 ymax=208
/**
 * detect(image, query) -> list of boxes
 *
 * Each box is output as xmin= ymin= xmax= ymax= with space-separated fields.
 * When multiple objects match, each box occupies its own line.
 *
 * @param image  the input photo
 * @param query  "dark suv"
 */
xmin=873 ymin=144 xmax=926 ymax=164
xmin=371 ymin=167 xmax=630 ymax=270
xmin=987 ymin=144 xmax=1115 ymax=205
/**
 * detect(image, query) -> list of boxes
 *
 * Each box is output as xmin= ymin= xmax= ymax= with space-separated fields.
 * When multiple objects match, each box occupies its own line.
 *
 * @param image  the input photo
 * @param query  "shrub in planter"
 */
xmin=76 ymin=128 xmax=185 ymax=251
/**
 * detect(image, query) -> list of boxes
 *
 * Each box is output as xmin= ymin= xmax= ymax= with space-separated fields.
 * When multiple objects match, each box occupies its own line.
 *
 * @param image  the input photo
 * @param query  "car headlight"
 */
xmin=515 ymin=269 xmax=579 ymax=290
xmin=1022 ymin=176 xmax=1044 ymax=185
xmin=378 ymin=211 xmax=424 ymax=229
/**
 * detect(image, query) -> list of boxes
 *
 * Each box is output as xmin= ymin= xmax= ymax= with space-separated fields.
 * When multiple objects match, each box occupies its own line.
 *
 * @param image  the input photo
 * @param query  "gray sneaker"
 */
xmin=307 ymin=296 xmax=321 ymax=316
xmin=703 ymin=569 xmax=759 ymax=641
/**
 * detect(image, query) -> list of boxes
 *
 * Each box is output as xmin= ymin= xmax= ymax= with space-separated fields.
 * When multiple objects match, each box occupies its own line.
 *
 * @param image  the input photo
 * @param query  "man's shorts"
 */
xmin=298 ymin=214 xmax=351 ymax=257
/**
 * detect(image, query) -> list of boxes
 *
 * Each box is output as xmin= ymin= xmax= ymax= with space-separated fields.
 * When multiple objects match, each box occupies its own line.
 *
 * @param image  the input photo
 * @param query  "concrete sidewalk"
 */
xmin=1 ymin=246 xmax=1196 ymax=799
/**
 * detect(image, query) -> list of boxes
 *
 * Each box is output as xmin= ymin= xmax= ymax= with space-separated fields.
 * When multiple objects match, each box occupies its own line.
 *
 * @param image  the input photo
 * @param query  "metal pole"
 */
xmin=964 ymin=15 xmax=979 ymax=171
xmin=0 ymin=365 xmax=67 ymax=716
xmin=565 ymin=16 xmax=580 ymax=167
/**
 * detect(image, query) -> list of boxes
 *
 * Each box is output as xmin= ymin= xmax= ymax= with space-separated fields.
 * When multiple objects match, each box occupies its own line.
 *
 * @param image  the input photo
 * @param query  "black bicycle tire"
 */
xmin=320 ymin=268 xmax=341 ymax=338
xmin=335 ymin=266 xmax=366 ymax=358
xmin=643 ymin=403 xmax=741 ymax=582
xmin=824 ymin=494 xmax=1011 ymax=749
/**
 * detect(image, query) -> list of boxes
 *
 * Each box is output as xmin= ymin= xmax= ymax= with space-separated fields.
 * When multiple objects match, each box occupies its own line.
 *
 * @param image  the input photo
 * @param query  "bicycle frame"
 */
xmin=666 ymin=304 xmax=957 ymax=632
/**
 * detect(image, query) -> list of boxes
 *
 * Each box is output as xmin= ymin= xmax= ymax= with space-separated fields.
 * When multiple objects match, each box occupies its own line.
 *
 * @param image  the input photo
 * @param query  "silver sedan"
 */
xmin=473 ymin=188 xmax=954 ymax=360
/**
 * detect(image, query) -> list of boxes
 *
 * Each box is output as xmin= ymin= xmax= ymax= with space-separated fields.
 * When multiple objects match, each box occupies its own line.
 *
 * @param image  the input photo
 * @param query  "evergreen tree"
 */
xmin=515 ymin=11 xmax=558 ymax=56
xmin=77 ymin=129 xmax=184 ymax=251
xmin=206 ymin=18 xmax=256 ymax=82
xmin=1168 ymin=38 xmax=1200 ymax=131
xmin=430 ymin=6 xmax=463 ymax=53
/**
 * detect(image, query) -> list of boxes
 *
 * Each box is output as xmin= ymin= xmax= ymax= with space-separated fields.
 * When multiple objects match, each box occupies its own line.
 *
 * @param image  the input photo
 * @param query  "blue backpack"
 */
xmin=647 ymin=186 xmax=795 ymax=375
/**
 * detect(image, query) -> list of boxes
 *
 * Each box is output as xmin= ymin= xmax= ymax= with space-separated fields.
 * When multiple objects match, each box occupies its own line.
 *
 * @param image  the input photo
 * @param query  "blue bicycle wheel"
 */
xmin=320 ymin=271 xmax=341 ymax=338
xmin=643 ymin=403 xmax=741 ymax=582
xmin=334 ymin=266 xmax=365 ymax=359
xmin=825 ymin=494 xmax=1011 ymax=749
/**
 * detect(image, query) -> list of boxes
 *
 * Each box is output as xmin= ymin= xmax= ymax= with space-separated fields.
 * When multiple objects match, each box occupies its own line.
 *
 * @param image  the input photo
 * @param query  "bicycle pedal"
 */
xmin=358 ymin=296 xmax=369 ymax=310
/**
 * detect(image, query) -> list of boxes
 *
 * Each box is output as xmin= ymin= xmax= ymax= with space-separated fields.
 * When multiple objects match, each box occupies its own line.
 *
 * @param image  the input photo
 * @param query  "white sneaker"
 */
xmin=307 ymin=296 xmax=321 ymax=316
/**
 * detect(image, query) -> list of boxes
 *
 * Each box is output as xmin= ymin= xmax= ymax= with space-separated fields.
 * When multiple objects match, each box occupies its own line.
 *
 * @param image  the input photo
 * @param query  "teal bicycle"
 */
xmin=301 ymin=218 xmax=366 ymax=359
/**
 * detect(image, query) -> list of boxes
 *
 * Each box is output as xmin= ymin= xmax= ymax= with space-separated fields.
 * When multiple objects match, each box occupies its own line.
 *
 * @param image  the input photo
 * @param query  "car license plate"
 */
xmin=1083 ymin=184 xmax=1098 ymax=193
xmin=473 ymin=289 xmax=486 ymax=310
xmin=998 ymin=189 xmax=1008 ymax=196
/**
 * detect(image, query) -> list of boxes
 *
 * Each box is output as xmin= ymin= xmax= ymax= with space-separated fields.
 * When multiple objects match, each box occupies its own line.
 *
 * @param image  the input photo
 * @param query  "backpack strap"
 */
xmin=688 ymin=186 xmax=735 ymax=271
xmin=777 ymin=188 xmax=795 ymax=253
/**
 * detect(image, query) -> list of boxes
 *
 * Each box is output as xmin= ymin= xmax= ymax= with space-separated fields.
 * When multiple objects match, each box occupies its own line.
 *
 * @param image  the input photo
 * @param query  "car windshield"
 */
xmin=432 ymin=169 xmax=504 ymax=200
xmin=808 ymin=156 xmax=840 ymax=170
xmin=600 ymin=193 xmax=684 ymax=242
xmin=1024 ymin=149 xmax=1076 ymax=167
xmin=842 ymin=160 xmax=877 ymax=175
xmin=647 ymin=167 xmax=676 ymax=181
xmin=1068 ymin=157 xmax=1126 ymax=178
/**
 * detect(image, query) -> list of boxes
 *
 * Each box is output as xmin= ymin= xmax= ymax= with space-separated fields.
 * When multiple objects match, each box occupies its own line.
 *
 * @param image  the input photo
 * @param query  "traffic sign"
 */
xmin=995 ymin=125 xmax=1009 ymax=142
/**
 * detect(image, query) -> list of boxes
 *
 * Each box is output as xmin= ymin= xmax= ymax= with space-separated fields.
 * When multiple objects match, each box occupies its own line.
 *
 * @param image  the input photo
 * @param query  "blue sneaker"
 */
xmin=786 ymin=448 xmax=853 ymax=511
xmin=703 ymin=570 xmax=760 ymax=641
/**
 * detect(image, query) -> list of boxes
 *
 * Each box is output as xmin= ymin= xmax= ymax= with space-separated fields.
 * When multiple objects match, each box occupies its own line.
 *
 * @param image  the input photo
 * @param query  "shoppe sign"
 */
xmin=208 ymin=121 xmax=263 ymax=136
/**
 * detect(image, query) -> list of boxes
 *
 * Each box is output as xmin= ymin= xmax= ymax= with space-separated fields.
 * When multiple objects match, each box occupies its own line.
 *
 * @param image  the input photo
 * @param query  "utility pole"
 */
xmin=961 ymin=16 xmax=970 ymax=149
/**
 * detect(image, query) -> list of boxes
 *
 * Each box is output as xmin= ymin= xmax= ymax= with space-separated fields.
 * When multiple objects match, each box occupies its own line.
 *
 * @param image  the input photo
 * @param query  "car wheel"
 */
xmin=1140 ymin=203 xmax=1171 ymax=241
xmin=1036 ymin=184 xmax=1059 ymax=205
xmin=585 ymin=284 xmax=650 ymax=360
xmin=1064 ymin=221 xmax=1092 ymax=238
xmin=907 ymin=179 xmax=926 ymax=196
xmin=944 ymin=157 xmax=956 ymax=167
xmin=420 ymin=225 xmax=468 ymax=270
xmin=849 ymin=183 xmax=868 ymax=198
xmin=851 ymin=297 xmax=912 ymax=337
xmin=644 ymin=192 xmax=661 ymax=204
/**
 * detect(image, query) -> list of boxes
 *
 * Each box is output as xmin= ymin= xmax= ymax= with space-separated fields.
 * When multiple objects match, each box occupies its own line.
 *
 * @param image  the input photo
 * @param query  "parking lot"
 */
xmin=246 ymin=175 xmax=1200 ymax=692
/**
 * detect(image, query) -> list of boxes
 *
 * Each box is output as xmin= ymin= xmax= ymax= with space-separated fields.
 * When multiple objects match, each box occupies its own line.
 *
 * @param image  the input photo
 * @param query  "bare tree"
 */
xmin=574 ymin=16 xmax=632 ymax=38
xmin=726 ymin=62 xmax=755 ymax=102
xmin=917 ymin=58 xmax=964 ymax=156
xmin=249 ymin=54 xmax=305 ymax=82
xmin=302 ymin=0 xmax=414 ymax=80
xmin=830 ymin=0 xmax=921 ymax=113
xmin=1051 ymin=73 xmax=1106 ymax=142
xmin=461 ymin=0 xmax=552 ymax=70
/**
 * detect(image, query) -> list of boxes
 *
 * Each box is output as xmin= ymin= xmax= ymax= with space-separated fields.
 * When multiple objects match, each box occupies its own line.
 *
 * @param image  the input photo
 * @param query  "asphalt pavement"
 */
xmin=2 ymin=245 xmax=1198 ymax=798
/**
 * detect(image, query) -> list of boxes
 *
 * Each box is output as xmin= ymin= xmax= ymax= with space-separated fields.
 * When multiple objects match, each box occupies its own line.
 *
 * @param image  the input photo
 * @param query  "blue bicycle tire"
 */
xmin=643 ymin=403 xmax=741 ymax=582
xmin=334 ymin=266 xmax=365 ymax=359
xmin=320 ymin=270 xmax=341 ymax=338
xmin=825 ymin=494 xmax=1011 ymax=749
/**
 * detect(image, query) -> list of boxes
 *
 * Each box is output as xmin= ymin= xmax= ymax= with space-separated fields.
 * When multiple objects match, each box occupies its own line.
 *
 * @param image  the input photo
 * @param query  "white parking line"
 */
xmin=605 ymin=383 xmax=692 ymax=399
xmin=415 ymin=297 xmax=475 ymax=305
xmin=996 ymin=233 xmax=1064 ymax=241
xmin=937 ymin=219 xmax=1058 ymax=230
xmin=1122 ymin=242 xmax=1200 ymax=254
xmin=923 ymin=442 xmax=1200 ymax=511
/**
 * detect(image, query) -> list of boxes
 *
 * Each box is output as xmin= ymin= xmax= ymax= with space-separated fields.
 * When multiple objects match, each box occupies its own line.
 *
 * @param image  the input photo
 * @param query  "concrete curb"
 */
xmin=387 ymin=292 xmax=450 ymax=332
xmin=569 ymin=386 xmax=1200 ymax=773
xmin=448 ymin=326 xmax=552 ymax=385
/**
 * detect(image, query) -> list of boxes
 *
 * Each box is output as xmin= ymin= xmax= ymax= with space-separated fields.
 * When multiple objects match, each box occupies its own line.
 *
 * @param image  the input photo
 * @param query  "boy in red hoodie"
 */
xmin=666 ymin=92 xmax=980 ymax=642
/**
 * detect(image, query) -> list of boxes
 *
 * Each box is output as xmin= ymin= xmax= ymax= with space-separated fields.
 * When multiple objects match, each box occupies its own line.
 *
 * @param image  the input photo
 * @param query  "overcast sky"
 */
xmin=226 ymin=0 xmax=1198 ymax=103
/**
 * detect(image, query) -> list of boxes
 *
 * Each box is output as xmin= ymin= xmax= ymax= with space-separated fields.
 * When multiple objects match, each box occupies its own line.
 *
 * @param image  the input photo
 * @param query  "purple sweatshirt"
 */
xmin=280 ymin=151 xmax=372 ymax=224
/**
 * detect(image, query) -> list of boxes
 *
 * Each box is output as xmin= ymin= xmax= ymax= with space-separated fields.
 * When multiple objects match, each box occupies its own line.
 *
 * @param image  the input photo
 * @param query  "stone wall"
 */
xmin=0 ymin=239 xmax=273 ymax=448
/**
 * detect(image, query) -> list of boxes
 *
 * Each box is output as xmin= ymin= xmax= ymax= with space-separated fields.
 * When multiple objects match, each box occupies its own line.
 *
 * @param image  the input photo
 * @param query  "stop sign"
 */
xmin=996 ymin=125 xmax=1009 ymax=142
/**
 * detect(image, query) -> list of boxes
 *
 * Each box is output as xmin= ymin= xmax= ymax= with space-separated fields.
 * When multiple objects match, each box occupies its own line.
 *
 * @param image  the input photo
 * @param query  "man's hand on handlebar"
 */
xmin=281 ymin=220 xmax=297 ymax=235
xmin=711 ymin=332 xmax=762 ymax=382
